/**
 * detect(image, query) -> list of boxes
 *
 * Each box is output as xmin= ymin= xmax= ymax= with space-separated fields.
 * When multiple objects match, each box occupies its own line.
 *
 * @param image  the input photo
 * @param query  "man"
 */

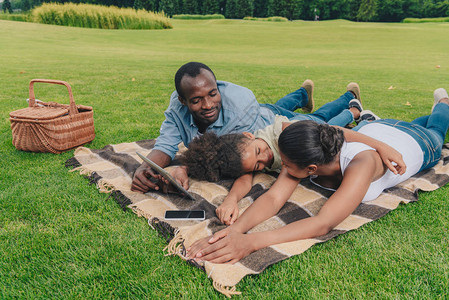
xmin=131 ymin=62 xmax=317 ymax=193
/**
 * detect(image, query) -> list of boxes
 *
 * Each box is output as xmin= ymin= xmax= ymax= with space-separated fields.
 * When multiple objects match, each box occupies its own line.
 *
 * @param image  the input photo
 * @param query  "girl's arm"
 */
xmin=189 ymin=151 xmax=379 ymax=264
xmin=216 ymin=173 xmax=253 ymax=225
xmin=338 ymin=126 xmax=406 ymax=175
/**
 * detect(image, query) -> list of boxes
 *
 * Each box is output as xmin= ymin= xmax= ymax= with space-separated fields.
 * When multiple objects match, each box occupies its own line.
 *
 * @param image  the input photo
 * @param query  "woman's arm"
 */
xmin=187 ymin=168 xmax=300 ymax=258
xmin=189 ymin=151 xmax=380 ymax=264
xmin=338 ymin=126 xmax=406 ymax=175
xmin=216 ymin=173 xmax=253 ymax=225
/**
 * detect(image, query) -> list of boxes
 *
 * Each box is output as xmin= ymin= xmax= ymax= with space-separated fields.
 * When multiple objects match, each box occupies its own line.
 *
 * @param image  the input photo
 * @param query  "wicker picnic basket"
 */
xmin=9 ymin=79 xmax=95 ymax=154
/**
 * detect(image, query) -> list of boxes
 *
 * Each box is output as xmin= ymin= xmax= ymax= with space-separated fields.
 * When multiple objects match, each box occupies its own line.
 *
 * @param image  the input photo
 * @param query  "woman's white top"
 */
xmin=340 ymin=123 xmax=423 ymax=202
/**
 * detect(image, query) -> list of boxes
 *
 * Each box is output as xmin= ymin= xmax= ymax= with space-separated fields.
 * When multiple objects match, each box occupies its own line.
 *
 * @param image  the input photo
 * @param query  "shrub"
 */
xmin=31 ymin=3 xmax=172 ymax=29
xmin=0 ymin=13 xmax=29 ymax=22
xmin=403 ymin=17 xmax=449 ymax=23
xmin=172 ymin=14 xmax=225 ymax=19
xmin=243 ymin=16 xmax=288 ymax=22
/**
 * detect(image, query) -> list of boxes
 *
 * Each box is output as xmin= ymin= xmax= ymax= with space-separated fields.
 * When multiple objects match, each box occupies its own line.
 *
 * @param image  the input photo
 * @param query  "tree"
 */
xmin=253 ymin=0 xmax=268 ymax=17
xmin=357 ymin=0 xmax=377 ymax=21
xmin=234 ymin=0 xmax=253 ymax=18
xmin=183 ymin=0 xmax=199 ymax=14
xmin=225 ymin=0 xmax=236 ymax=18
xmin=159 ymin=0 xmax=176 ymax=15
xmin=376 ymin=0 xmax=405 ymax=22
xmin=203 ymin=0 xmax=219 ymax=14
xmin=268 ymin=0 xmax=301 ymax=20
xmin=134 ymin=0 xmax=144 ymax=9
xmin=3 ymin=0 xmax=13 ymax=13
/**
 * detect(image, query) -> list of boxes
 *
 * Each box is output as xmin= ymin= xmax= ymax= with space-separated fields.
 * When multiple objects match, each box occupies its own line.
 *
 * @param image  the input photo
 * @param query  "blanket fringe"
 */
xmin=69 ymin=166 xmax=93 ymax=176
xmin=107 ymin=190 xmax=132 ymax=210
xmin=213 ymin=281 xmax=241 ymax=298
xmin=132 ymin=206 xmax=153 ymax=220
xmin=150 ymin=218 xmax=176 ymax=243
xmin=97 ymin=179 xmax=115 ymax=193
xmin=65 ymin=157 xmax=81 ymax=169
xmin=163 ymin=229 xmax=186 ymax=257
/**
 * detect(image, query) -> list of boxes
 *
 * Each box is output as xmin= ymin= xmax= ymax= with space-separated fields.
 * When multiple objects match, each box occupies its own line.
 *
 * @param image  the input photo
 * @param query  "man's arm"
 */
xmin=131 ymin=150 xmax=171 ymax=193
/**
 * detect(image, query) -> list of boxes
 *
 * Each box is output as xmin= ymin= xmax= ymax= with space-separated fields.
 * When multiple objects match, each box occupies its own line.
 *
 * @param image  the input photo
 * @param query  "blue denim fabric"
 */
xmin=274 ymin=86 xmax=309 ymax=111
xmin=261 ymin=90 xmax=355 ymax=127
xmin=354 ymin=103 xmax=449 ymax=172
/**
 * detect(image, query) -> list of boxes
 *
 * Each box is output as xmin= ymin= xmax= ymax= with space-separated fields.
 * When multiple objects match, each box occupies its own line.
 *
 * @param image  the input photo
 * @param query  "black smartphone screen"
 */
xmin=164 ymin=210 xmax=205 ymax=220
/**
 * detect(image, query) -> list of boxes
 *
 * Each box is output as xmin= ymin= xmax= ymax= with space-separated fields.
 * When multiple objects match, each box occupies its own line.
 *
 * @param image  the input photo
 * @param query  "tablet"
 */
xmin=136 ymin=152 xmax=195 ymax=201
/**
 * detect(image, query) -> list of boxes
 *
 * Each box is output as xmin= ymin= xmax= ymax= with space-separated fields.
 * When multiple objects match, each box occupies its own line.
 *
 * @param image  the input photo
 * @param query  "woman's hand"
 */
xmin=187 ymin=229 xmax=255 ymax=264
xmin=216 ymin=199 xmax=239 ymax=225
xmin=187 ymin=227 xmax=233 ymax=260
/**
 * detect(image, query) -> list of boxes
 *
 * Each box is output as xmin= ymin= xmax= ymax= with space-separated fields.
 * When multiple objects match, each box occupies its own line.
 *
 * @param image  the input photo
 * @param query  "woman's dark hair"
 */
xmin=278 ymin=120 xmax=344 ymax=168
xmin=174 ymin=62 xmax=216 ymax=99
xmin=180 ymin=132 xmax=250 ymax=182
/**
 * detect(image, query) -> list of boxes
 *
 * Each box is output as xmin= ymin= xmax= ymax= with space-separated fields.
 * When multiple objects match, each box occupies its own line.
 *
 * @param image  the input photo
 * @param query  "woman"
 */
xmin=186 ymin=88 xmax=449 ymax=264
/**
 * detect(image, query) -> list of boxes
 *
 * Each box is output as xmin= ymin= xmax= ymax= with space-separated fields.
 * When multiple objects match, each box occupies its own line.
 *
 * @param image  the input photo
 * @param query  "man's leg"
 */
xmin=307 ymin=83 xmax=360 ymax=124
xmin=308 ymin=91 xmax=355 ymax=123
xmin=259 ymin=103 xmax=300 ymax=119
xmin=273 ymin=79 xmax=314 ymax=113
xmin=327 ymin=109 xmax=355 ymax=126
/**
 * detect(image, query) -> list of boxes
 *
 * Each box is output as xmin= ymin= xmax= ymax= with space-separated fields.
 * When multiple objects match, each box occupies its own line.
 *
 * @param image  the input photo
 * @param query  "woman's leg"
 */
xmin=410 ymin=115 xmax=429 ymax=127
xmin=422 ymin=102 xmax=449 ymax=145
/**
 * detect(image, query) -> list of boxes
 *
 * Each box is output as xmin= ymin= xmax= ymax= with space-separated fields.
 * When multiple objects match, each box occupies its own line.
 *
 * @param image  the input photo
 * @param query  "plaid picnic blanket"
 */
xmin=66 ymin=140 xmax=449 ymax=297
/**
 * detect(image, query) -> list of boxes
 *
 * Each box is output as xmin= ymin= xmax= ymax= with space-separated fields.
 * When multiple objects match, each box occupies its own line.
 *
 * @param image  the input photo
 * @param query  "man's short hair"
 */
xmin=174 ymin=62 xmax=216 ymax=99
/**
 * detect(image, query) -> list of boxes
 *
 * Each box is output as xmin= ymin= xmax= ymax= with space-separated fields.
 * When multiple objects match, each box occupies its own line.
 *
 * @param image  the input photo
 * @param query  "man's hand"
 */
xmin=216 ymin=199 xmax=239 ymax=225
xmin=131 ymin=150 xmax=172 ymax=193
xmin=131 ymin=165 xmax=162 ymax=193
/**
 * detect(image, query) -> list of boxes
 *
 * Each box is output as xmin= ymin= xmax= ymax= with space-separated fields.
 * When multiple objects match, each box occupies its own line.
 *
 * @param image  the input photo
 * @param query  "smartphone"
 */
xmin=164 ymin=210 xmax=205 ymax=221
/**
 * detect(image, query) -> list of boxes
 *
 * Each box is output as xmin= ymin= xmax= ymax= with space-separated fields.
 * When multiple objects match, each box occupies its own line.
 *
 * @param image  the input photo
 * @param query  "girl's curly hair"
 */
xmin=180 ymin=132 xmax=250 ymax=182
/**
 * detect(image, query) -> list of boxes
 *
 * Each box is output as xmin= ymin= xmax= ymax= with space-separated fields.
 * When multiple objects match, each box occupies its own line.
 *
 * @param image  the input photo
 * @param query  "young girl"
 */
xmin=185 ymin=88 xmax=449 ymax=264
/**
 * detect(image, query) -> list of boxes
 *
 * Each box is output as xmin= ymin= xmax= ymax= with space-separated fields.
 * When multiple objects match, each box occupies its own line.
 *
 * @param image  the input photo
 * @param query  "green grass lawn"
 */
xmin=1 ymin=19 xmax=448 ymax=298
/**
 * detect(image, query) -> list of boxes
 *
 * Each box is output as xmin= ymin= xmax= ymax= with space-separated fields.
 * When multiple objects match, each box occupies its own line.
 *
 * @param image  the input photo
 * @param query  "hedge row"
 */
xmin=243 ymin=16 xmax=288 ymax=22
xmin=403 ymin=16 xmax=449 ymax=23
xmin=172 ymin=14 xmax=224 ymax=19
xmin=31 ymin=3 xmax=172 ymax=29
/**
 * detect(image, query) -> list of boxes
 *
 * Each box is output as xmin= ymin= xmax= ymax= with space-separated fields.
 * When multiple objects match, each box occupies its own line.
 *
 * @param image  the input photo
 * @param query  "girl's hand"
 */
xmin=169 ymin=166 xmax=189 ymax=189
xmin=216 ymin=200 xmax=239 ymax=225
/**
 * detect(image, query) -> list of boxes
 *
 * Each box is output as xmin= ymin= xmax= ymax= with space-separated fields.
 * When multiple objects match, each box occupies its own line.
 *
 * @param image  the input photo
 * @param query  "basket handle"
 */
xmin=29 ymin=79 xmax=79 ymax=115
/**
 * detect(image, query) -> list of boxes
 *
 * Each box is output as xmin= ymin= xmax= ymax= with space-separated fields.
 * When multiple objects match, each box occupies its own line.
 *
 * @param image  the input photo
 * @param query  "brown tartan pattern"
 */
xmin=66 ymin=141 xmax=449 ymax=297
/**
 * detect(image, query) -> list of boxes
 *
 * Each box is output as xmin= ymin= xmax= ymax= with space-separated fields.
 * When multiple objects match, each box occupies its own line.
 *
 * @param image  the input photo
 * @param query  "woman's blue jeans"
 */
xmin=354 ymin=103 xmax=449 ymax=172
xmin=260 ymin=89 xmax=355 ymax=127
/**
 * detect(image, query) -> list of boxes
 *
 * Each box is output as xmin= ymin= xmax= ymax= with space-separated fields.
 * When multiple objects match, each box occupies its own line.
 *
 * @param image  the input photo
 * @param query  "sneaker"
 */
xmin=432 ymin=88 xmax=449 ymax=112
xmin=358 ymin=110 xmax=380 ymax=124
xmin=347 ymin=82 xmax=361 ymax=100
xmin=301 ymin=79 xmax=314 ymax=113
xmin=348 ymin=99 xmax=363 ymax=123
